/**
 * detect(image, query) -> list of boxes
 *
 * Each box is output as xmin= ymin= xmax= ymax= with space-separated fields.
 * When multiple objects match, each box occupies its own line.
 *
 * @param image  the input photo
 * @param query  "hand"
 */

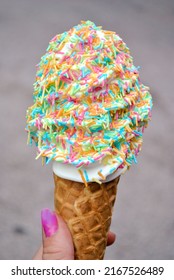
xmin=33 ymin=208 xmax=116 ymax=260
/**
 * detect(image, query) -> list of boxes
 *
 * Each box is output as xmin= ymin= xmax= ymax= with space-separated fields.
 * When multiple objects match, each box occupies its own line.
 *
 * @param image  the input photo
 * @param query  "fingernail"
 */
xmin=41 ymin=208 xmax=58 ymax=238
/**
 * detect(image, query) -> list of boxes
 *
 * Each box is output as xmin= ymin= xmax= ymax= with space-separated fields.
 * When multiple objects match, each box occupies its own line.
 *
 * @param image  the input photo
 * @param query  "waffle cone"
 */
xmin=53 ymin=173 xmax=120 ymax=260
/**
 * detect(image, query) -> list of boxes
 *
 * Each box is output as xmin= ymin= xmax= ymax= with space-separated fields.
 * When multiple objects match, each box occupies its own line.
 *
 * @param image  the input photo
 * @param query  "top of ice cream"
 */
xmin=26 ymin=20 xmax=152 ymax=184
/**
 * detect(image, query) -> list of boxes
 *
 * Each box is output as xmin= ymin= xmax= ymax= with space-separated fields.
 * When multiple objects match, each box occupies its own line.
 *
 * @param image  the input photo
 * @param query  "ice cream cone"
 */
xmin=26 ymin=20 xmax=152 ymax=260
xmin=53 ymin=173 xmax=120 ymax=260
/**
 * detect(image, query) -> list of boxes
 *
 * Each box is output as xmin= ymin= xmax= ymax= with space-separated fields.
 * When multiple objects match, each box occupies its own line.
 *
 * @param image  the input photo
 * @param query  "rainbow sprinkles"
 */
xmin=26 ymin=20 xmax=152 ymax=182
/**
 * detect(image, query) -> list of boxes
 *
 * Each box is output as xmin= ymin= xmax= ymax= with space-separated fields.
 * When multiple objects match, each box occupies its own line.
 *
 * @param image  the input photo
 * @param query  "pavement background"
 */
xmin=0 ymin=0 xmax=174 ymax=260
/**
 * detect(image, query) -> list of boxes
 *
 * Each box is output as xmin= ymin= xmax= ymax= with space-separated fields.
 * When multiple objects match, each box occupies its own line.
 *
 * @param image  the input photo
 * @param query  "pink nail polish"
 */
xmin=41 ymin=208 xmax=58 ymax=237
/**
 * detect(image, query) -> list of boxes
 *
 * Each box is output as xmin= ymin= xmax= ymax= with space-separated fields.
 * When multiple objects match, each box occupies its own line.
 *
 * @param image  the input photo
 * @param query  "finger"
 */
xmin=107 ymin=231 xmax=116 ymax=246
xmin=41 ymin=208 xmax=74 ymax=260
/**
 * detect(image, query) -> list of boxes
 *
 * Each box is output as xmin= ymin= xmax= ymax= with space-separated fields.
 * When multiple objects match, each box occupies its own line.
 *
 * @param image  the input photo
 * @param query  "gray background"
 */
xmin=1 ymin=0 xmax=174 ymax=260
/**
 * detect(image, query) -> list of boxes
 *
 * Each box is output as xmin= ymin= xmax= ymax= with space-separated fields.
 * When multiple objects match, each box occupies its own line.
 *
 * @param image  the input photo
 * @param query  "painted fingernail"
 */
xmin=41 ymin=208 xmax=58 ymax=238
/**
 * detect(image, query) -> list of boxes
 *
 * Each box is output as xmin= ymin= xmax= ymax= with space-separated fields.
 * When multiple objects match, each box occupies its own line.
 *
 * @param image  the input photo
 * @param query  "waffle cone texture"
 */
xmin=54 ymin=173 xmax=120 ymax=260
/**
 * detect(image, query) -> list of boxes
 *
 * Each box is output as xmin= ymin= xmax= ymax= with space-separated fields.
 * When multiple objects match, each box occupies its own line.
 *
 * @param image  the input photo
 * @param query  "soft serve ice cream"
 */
xmin=26 ymin=21 xmax=152 ymax=184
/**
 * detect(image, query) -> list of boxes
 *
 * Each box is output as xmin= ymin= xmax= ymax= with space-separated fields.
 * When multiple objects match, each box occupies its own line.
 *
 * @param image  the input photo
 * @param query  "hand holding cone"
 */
xmin=54 ymin=173 xmax=120 ymax=260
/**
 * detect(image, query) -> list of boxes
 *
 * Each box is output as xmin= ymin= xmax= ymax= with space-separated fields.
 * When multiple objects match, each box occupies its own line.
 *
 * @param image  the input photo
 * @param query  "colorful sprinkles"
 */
xmin=26 ymin=20 xmax=152 ymax=178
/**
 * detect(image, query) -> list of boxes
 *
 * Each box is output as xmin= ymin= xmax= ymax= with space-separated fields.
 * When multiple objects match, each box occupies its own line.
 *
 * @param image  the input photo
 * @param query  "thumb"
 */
xmin=41 ymin=208 xmax=74 ymax=260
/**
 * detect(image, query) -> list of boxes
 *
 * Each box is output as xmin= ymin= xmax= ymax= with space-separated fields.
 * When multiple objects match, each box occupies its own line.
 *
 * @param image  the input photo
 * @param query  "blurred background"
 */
xmin=1 ymin=0 xmax=174 ymax=260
